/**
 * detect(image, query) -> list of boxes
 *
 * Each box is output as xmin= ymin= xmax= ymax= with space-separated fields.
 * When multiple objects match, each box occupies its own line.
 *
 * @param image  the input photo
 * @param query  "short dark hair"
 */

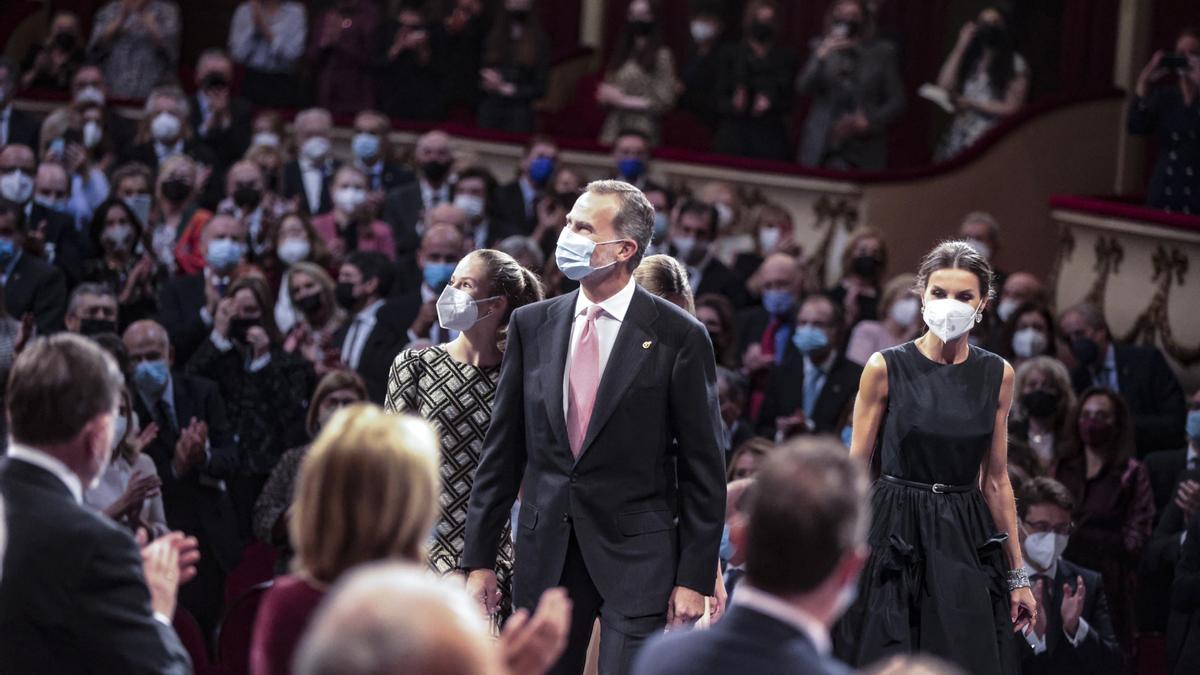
xmin=7 ymin=334 xmax=124 ymax=445
xmin=87 ymin=197 xmax=145 ymax=254
xmin=346 ymin=251 xmax=396 ymax=298
xmin=1017 ymin=476 xmax=1075 ymax=519
xmin=915 ymin=240 xmax=996 ymax=302
xmin=0 ymin=199 xmax=26 ymax=232
xmin=799 ymin=292 xmax=846 ymax=334
xmin=744 ymin=437 xmax=868 ymax=595
xmin=676 ymin=198 xmax=718 ymax=239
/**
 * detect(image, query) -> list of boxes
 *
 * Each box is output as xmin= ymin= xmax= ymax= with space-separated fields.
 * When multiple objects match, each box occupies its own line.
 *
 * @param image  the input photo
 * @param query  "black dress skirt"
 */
xmin=834 ymin=341 xmax=1017 ymax=675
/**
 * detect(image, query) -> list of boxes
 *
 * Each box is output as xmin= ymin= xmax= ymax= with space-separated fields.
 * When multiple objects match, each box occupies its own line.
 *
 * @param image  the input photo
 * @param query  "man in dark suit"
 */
xmin=70 ymin=64 xmax=137 ymax=153
xmin=1144 ymin=389 xmax=1200 ymax=518
xmin=0 ymin=58 xmax=40 ymax=149
xmin=0 ymin=198 xmax=67 ymax=333
xmin=717 ymin=367 xmax=754 ymax=462
xmin=188 ymin=50 xmax=254 ymax=175
xmin=124 ymin=319 xmax=242 ymax=636
xmin=666 ymin=199 xmax=748 ymax=308
xmin=1015 ymin=477 xmax=1122 ymax=675
xmin=381 ymin=130 xmax=456 ymax=265
xmin=351 ymin=110 xmax=415 ymax=195
xmin=495 ymin=135 xmax=559 ymax=231
xmin=1169 ymin=510 xmax=1200 ymax=675
xmin=464 ymin=180 xmax=727 ymax=674
xmin=391 ymin=221 xmax=466 ymax=336
xmin=158 ymin=214 xmax=248 ymax=366
xmin=333 ymin=251 xmax=418 ymax=404
xmin=1059 ymin=303 xmax=1186 ymax=454
xmin=0 ymin=334 xmax=195 ymax=674
xmin=453 ymin=165 xmax=521 ymax=250
xmin=281 ymin=108 xmax=340 ymax=215
xmin=633 ymin=437 xmax=865 ymax=675
xmin=757 ymin=294 xmax=862 ymax=440
xmin=1 ymin=145 xmax=85 ymax=287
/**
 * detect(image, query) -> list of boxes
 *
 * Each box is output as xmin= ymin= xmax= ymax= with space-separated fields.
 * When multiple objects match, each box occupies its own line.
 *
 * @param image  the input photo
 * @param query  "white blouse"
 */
xmin=85 ymin=453 xmax=170 ymax=538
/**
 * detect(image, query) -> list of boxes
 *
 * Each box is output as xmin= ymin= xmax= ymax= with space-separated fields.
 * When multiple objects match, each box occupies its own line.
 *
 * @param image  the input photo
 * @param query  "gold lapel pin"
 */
xmin=642 ymin=341 xmax=652 ymax=349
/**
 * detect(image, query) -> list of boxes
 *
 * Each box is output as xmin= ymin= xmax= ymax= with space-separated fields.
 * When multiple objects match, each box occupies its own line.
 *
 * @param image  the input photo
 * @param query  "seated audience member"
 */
xmin=314 ymin=165 xmax=398 ymax=266
xmin=827 ymin=226 xmax=887 ymax=327
xmin=124 ymin=87 xmax=218 ymax=181
xmin=476 ymin=0 xmax=550 ymax=134
xmin=250 ymin=404 xmax=440 ymax=675
xmin=85 ymin=386 xmax=170 ymax=538
xmin=451 ymin=166 xmax=512 ymax=249
xmin=667 ymin=199 xmax=748 ymax=309
xmin=281 ymin=262 xmax=346 ymax=375
xmin=797 ymin=0 xmax=905 ymax=170
xmin=610 ymin=128 xmax=655 ymax=188
xmin=378 ymin=5 xmax=444 ymax=122
xmin=123 ymin=319 xmax=242 ymax=636
xmin=678 ymin=7 xmax=727 ymax=130
xmin=635 ymin=254 xmax=695 ymax=314
xmin=758 ymin=294 xmax=862 ymax=440
xmin=1053 ymin=388 xmax=1155 ymax=655
xmin=1009 ymin=357 xmax=1077 ymax=479
xmin=1171 ymin=510 xmax=1200 ymax=674
xmin=997 ymin=303 xmax=1058 ymax=368
xmin=218 ymin=159 xmax=288 ymax=263
xmin=643 ymin=183 xmax=675 ymax=252
xmin=253 ymin=371 xmax=368 ymax=564
xmin=934 ymin=7 xmax=1029 ymax=160
xmin=717 ymin=367 xmax=753 ymax=461
xmin=496 ymin=234 xmax=546 ymax=276
xmin=109 ymin=160 xmax=156 ymax=231
xmin=69 ymin=64 xmax=137 ymax=158
xmin=738 ymin=253 xmax=801 ymax=417
xmin=64 ymin=282 xmax=120 ymax=336
xmin=698 ymin=293 xmax=739 ymax=369
xmin=20 ymin=11 xmax=86 ymax=92
xmin=228 ymin=0 xmax=307 ymax=108
xmin=0 ymin=334 xmax=195 ymax=673
xmin=335 ymin=252 xmax=419 ymax=404
xmin=150 ymin=153 xmax=216 ymax=276
xmin=273 ymin=213 xmax=333 ymax=331
xmin=728 ymin=437 xmax=775 ymax=482
xmin=382 ymin=130 xmax=457 ymax=263
xmin=0 ymin=199 xmax=67 ymax=334
xmin=0 ymin=60 xmax=40 ymax=150
xmin=1128 ymin=27 xmax=1200 ymax=215
xmin=282 ymin=108 xmax=340 ymax=215
xmin=86 ymin=0 xmax=181 ymax=100
xmin=733 ymin=203 xmax=799 ymax=286
xmin=497 ymin=135 xmax=559 ymax=231
xmin=188 ymin=49 xmax=253 ymax=176
xmin=1014 ymin=477 xmax=1121 ymax=675
xmin=958 ymin=211 xmax=1006 ymax=285
xmin=37 ymin=107 xmax=112 ymax=232
xmin=398 ymin=223 xmax=467 ymax=342
xmin=845 ymin=273 xmax=921 ymax=366
xmin=84 ymin=198 xmax=159 ymax=327
xmin=633 ymin=437 xmax=867 ymax=675
xmin=994 ymin=271 xmax=1047 ymax=324
xmin=720 ymin=478 xmax=753 ymax=599
xmin=712 ymin=1 xmax=798 ymax=161
xmin=597 ymin=0 xmax=678 ymax=146
xmin=1144 ymin=389 xmax=1200 ymax=515
xmin=307 ymin=0 xmax=381 ymax=115
xmin=350 ymin=110 xmax=414 ymax=195
xmin=186 ymin=276 xmax=316 ymax=534
xmin=1 ymin=144 xmax=84 ymax=288
xmin=157 ymin=214 xmax=249 ymax=366
xmin=1059 ymin=302 xmax=1187 ymax=454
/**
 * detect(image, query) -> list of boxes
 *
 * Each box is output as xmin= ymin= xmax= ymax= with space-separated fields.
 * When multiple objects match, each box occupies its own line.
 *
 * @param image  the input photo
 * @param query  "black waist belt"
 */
xmin=881 ymin=474 xmax=974 ymax=494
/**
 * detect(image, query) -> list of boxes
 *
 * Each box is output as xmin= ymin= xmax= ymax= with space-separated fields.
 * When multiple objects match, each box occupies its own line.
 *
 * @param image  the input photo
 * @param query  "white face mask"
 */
xmin=0 ymin=170 xmax=34 ymax=204
xmin=454 ymin=194 xmax=485 ymax=220
xmin=277 ymin=237 xmax=311 ymax=265
xmin=110 ymin=414 xmax=128 ymax=455
xmin=333 ymin=186 xmax=366 ymax=213
xmin=1023 ymin=531 xmax=1069 ymax=572
xmin=253 ymin=131 xmax=281 ymax=148
xmin=713 ymin=202 xmax=734 ymax=231
xmin=150 ymin=112 xmax=181 ymax=143
xmin=1011 ymin=327 xmax=1048 ymax=359
xmin=922 ymin=298 xmax=980 ymax=342
xmin=889 ymin=296 xmax=920 ymax=327
xmin=75 ymin=85 xmax=106 ymax=107
xmin=757 ymin=226 xmax=781 ymax=253
xmin=690 ymin=20 xmax=717 ymax=42
xmin=436 ymin=285 xmax=499 ymax=332
xmin=83 ymin=120 xmax=103 ymax=149
xmin=996 ymin=297 xmax=1020 ymax=323
xmin=301 ymin=136 xmax=331 ymax=162
xmin=672 ymin=235 xmax=697 ymax=263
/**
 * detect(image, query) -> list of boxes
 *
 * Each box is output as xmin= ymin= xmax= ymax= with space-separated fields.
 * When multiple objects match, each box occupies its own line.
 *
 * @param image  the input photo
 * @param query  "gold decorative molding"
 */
xmin=1046 ymin=224 xmax=1076 ymax=310
xmin=1119 ymin=246 xmax=1200 ymax=364
xmin=1083 ymin=236 xmax=1124 ymax=307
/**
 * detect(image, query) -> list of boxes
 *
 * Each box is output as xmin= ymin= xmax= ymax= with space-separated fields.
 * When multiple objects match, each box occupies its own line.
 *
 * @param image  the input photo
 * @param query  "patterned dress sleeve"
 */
xmin=384 ymin=349 xmax=421 ymax=413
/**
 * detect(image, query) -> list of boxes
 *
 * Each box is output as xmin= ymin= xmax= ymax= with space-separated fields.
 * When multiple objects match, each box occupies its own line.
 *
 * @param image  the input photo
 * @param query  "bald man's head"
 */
xmin=418 ymin=223 xmax=466 ymax=270
xmin=123 ymin=319 xmax=172 ymax=371
xmin=0 ymin=145 xmax=37 ymax=173
xmin=424 ymin=203 xmax=468 ymax=234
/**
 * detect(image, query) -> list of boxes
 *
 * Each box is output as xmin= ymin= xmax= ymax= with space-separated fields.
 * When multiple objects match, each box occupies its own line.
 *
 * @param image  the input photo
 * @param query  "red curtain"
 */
xmin=1057 ymin=0 xmax=1120 ymax=92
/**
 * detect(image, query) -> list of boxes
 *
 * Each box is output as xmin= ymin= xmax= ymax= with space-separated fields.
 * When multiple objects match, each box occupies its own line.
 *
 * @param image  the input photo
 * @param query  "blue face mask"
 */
xmin=423 ymin=261 xmax=456 ymax=291
xmin=1187 ymin=410 xmax=1200 ymax=443
xmin=792 ymin=325 xmax=830 ymax=354
xmin=555 ymin=227 xmax=622 ymax=281
xmin=351 ymin=133 xmax=381 ymax=162
xmin=719 ymin=523 xmax=737 ymax=563
xmin=0 ymin=237 xmax=15 ymax=266
xmin=652 ymin=212 xmax=669 ymax=242
xmin=761 ymin=289 xmax=795 ymax=317
xmin=617 ymin=158 xmax=646 ymax=182
xmin=206 ymin=237 xmax=246 ymax=273
xmin=35 ymin=195 xmax=71 ymax=214
xmin=133 ymin=360 xmax=170 ymax=399
xmin=528 ymin=156 xmax=555 ymax=185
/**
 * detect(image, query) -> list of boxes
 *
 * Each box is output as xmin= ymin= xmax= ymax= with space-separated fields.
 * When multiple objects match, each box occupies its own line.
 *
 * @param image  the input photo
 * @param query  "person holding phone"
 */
xmin=1128 ymin=27 xmax=1200 ymax=215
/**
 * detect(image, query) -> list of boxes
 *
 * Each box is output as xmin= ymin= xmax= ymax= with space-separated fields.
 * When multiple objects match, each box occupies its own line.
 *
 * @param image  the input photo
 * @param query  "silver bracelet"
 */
xmin=1006 ymin=568 xmax=1031 ymax=591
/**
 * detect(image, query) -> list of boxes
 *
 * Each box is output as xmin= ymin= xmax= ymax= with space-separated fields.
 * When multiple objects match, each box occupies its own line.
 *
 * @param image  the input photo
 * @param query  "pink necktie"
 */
xmin=567 ymin=305 xmax=604 ymax=457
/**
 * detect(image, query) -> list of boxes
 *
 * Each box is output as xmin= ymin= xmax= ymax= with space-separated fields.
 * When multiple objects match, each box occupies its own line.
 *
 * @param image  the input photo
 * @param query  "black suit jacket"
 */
xmin=692 ymin=255 xmax=749 ymax=309
xmin=463 ymin=286 xmax=727 ymax=617
xmin=381 ymin=181 xmax=425 ymax=266
xmin=282 ymin=158 xmax=340 ymax=216
xmin=189 ymin=94 xmax=254 ymax=171
xmin=1071 ymin=343 xmax=1186 ymax=454
xmin=157 ymin=273 xmax=208 ymax=367
xmin=332 ymin=297 xmax=420 ymax=404
xmin=1145 ymin=448 xmax=1189 ymax=518
xmin=495 ymin=179 xmax=536 ymax=232
xmin=362 ymin=160 xmax=415 ymax=194
xmin=757 ymin=346 xmax=862 ymax=437
xmin=632 ymin=604 xmax=851 ymax=675
xmin=734 ymin=305 xmax=792 ymax=365
xmin=4 ymin=250 xmax=66 ymax=334
xmin=1014 ymin=559 xmax=1121 ymax=675
xmin=28 ymin=201 xmax=85 ymax=288
xmin=132 ymin=373 xmax=243 ymax=572
xmin=1169 ymin=510 xmax=1200 ymax=675
xmin=0 ymin=457 xmax=192 ymax=674
xmin=4 ymin=108 xmax=41 ymax=150
xmin=1139 ymin=463 xmax=1200 ymax=633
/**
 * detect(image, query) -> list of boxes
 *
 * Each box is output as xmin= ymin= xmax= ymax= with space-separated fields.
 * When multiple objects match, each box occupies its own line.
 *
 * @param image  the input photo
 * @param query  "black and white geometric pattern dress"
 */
xmin=384 ymin=345 xmax=514 ymax=623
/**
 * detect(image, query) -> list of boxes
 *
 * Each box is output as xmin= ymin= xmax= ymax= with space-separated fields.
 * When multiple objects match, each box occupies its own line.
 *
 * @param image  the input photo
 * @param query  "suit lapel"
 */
xmin=1046 ymin=565 xmax=1067 ymax=654
xmin=539 ymin=292 xmax=577 ymax=453
xmin=578 ymin=288 xmax=658 ymax=459
xmin=172 ymin=376 xmax=194 ymax=430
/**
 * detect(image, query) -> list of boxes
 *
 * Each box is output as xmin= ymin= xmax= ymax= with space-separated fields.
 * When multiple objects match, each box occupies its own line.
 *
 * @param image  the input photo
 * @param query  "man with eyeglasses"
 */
xmin=1014 ymin=477 xmax=1121 ymax=675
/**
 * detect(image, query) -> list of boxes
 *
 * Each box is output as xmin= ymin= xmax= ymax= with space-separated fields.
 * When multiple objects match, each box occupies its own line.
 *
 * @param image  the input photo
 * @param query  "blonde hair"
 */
xmin=634 ymin=254 xmax=695 ymax=314
xmin=291 ymin=404 xmax=441 ymax=584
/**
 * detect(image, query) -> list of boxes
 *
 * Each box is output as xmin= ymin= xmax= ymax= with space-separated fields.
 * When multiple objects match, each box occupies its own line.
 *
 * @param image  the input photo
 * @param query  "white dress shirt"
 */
xmin=732 ymin=584 xmax=832 ymax=655
xmin=0 ymin=104 xmax=11 ymax=146
xmin=7 ymin=443 xmax=85 ymax=504
xmin=1022 ymin=561 xmax=1091 ymax=654
xmin=420 ymin=178 xmax=451 ymax=211
xmin=153 ymin=139 xmax=185 ymax=164
xmin=562 ymin=277 xmax=638 ymax=419
xmin=342 ymin=299 xmax=385 ymax=370
xmin=300 ymin=158 xmax=327 ymax=214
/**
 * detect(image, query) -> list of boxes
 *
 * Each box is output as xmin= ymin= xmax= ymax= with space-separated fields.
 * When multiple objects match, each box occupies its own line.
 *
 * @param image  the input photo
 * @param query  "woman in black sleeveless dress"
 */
xmin=835 ymin=241 xmax=1036 ymax=675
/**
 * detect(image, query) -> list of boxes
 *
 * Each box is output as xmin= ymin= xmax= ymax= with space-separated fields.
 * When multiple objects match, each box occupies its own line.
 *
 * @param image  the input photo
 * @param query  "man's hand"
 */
xmin=213 ymin=297 xmax=236 ymax=339
xmin=709 ymin=565 xmax=728 ymax=624
xmin=741 ymin=343 xmax=773 ymax=375
xmin=204 ymin=273 xmax=223 ymax=316
xmin=466 ymin=568 xmax=501 ymax=615
xmin=1176 ymin=479 xmax=1200 ymax=518
xmin=1061 ymin=575 xmax=1086 ymax=637
xmin=172 ymin=418 xmax=208 ymax=477
xmin=751 ymin=93 xmax=771 ymax=116
xmin=776 ymin=410 xmax=810 ymax=438
xmin=501 ymin=587 xmax=572 ymax=675
xmin=246 ymin=326 xmax=271 ymax=359
xmin=140 ymin=531 xmax=200 ymax=618
xmin=666 ymin=586 xmax=705 ymax=627
xmin=1136 ymin=50 xmax=1166 ymax=99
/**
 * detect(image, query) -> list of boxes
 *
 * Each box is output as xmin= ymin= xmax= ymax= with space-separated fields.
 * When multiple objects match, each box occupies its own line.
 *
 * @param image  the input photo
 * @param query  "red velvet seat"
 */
xmin=217 ymin=580 xmax=274 ymax=675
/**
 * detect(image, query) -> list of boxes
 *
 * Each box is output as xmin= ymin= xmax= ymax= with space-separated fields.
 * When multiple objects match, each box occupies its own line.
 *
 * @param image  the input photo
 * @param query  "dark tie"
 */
xmin=155 ymin=398 xmax=179 ymax=452
xmin=724 ymin=567 xmax=744 ymax=598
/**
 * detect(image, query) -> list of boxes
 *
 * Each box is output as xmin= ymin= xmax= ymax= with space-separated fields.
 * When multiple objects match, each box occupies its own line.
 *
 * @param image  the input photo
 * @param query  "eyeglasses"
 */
xmin=1023 ymin=519 xmax=1073 ymax=536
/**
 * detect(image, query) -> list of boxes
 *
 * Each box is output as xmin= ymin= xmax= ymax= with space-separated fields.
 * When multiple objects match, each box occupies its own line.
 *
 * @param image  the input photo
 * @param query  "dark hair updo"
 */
xmin=915 ymin=240 xmax=995 ymax=301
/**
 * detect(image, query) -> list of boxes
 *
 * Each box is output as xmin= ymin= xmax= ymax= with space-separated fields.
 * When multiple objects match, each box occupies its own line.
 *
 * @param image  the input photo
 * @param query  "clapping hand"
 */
xmin=1060 ymin=575 xmax=1086 ymax=637
xmin=246 ymin=325 xmax=271 ymax=359
xmin=139 ymin=531 xmax=201 ymax=618
xmin=500 ymin=587 xmax=571 ymax=675
xmin=106 ymin=470 xmax=162 ymax=522
xmin=1176 ymin=480 xmax=1200 ymax=518
xmin=171 ymin=418 xmax=209 ymax=477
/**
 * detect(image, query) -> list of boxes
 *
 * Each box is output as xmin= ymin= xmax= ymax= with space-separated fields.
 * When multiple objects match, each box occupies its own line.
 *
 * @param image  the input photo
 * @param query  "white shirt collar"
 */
xmin=1024 ymin=560 xmax=1058 ymax=584
xmin=573 ymin=275 xmax=637 ymax=322
xmin=7 ymin=442 xmax=85 ymax=504
xmin=1187 ymin=443 xmax=1198 ymax=466
xmin=355 ymin=298 xmax=386 ymax=322
xmin=732 ymin=584 xmax=832 ymax=655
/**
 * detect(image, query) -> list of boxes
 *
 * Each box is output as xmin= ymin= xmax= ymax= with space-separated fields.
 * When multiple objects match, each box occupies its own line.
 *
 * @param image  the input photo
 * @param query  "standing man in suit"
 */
xmin=464 ymin=180 xmax=727 ymax=674
xmin=334 ymin=251 xmax=418 ymax=404
xmin=632 ymin=437 xmax=865 ymax=675
xmin=351 ymin=109 xmax=415 ymax=196
xmin=282 ymin=108 xmax=340 ymax=215
xmin=1 ymin=145 xmax=85 ymax=288
xmin=666 ymin=199 xmax=748 ymax=309
xmin=0 ymin=198 xmax=66 ymax=334
xmin=382 ymin=129 xmax=457 ymax=265
xmin=1059 ymin=303 xmax=1187 ymax=454
xmin=1015 ymin=477 xmax=1122 ymax=675
xmin=123 ymin=319 xmax=242 ymax=636
xmin=757 ymin=294 xmax=861 ymax=440
xmin=496 ymin=135 xmax=559 ymax=231
xmin=0 ymin=58 xmax=40 ymax=149
xmin=0 ymin=334 xmax=195 ymax=674
xmin=189 ymin=49 xmax=253 ymax=176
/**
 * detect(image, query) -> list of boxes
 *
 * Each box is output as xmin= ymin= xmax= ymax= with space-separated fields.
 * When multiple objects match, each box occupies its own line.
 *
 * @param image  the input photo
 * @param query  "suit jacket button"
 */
xmin=562 ymin=514 xmax=569 ymax=522
xmin=570 ymin=474 xmax=578 ymax=484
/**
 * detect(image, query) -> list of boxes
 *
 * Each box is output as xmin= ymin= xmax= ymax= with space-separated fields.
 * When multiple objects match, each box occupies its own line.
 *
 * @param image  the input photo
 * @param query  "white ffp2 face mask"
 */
xmin=436 ymin=285 xmax=499 ymax=332
xmin=1024 ymin=531 xmax=1069 ymax=572
xmin=922 ymin=298 xmax=980 ymax=342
